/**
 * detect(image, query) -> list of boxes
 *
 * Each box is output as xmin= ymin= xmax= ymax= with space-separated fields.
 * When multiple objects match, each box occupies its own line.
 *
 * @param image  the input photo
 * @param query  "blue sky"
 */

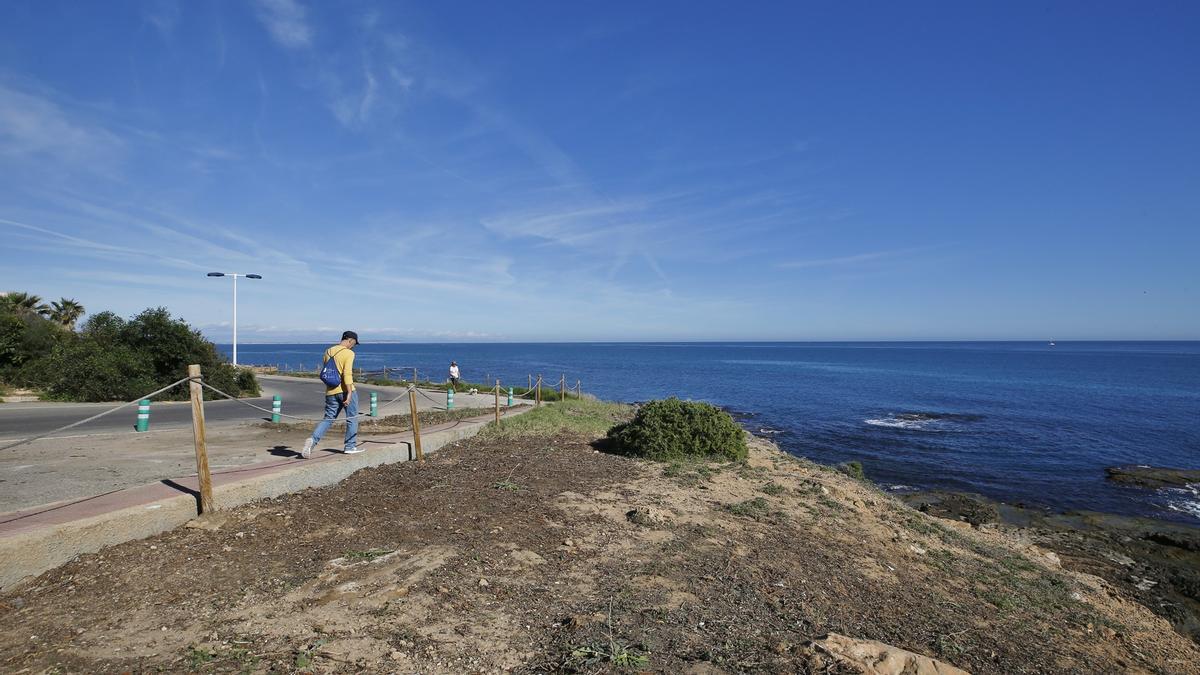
xmin=1 ymin=1 xmax=1197 ymax=341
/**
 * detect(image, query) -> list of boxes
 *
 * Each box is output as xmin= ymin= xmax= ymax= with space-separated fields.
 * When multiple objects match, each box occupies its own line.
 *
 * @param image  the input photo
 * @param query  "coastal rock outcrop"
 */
xmin=1105 ymin=466 xmax=1200 ymax=489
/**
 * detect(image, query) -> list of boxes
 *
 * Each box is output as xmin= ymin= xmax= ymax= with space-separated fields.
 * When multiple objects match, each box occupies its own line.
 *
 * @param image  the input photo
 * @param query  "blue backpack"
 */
xmin=320 ymin=348 xmax=346 ymax=387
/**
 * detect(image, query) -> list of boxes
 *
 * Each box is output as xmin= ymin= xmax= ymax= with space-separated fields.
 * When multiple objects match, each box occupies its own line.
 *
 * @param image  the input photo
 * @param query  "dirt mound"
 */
xmin=2 ymin=430 xmax=1197 ymax=673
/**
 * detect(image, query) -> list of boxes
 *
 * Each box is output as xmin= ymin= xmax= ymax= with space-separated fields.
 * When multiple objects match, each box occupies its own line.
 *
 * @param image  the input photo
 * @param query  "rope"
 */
xmin=414 ymin=387 xmax=448 ymax=410
xmin=199 ymin=381 xmax=417 ymax=422
xmin=0 ymin=376 xmax=195 ymax=453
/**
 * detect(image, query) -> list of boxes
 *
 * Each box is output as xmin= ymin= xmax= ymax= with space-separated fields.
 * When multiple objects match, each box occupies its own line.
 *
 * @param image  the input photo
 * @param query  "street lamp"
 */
xmin=207 ymin=272 xmax=262 ymax=366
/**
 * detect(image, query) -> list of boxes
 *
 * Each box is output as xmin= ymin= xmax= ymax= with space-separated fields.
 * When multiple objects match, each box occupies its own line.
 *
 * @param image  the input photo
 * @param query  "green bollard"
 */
xmin=447 ymin=388 xmax=454 ymax=410
xmin=370 ymin=391 xmax=378 ymax=417
xmin=136 ymin=399 xmax=150 ymax=432
xmin=271 ymin=395 xmax=281 ymax=423
xmin=507 ymin=387 xmax=513 ymax=406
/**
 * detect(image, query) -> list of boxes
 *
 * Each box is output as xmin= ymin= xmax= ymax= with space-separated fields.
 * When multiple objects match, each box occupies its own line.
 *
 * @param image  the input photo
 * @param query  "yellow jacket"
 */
xmin=322 ymin=346 xmax=355 ymax=395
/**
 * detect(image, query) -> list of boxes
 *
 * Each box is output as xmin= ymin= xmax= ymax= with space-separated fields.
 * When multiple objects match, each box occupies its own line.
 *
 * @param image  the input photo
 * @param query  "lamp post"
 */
xmin=207 ymin=272 xmax=262 ymax=366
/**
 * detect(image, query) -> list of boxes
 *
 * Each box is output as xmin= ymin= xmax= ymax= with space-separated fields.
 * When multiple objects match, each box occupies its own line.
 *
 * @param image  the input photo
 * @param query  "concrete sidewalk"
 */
xmin=0 ymin=406 xmax=531 ymax=590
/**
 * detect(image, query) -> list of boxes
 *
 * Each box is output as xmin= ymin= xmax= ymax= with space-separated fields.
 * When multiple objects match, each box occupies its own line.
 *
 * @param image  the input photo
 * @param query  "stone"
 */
xmin=626 ymin=507 xmax=672 ymax=527
xmin=1105 ymin=466 xmax=1200 ymax=489
xmin=803 ymin=633 xmax=969 ymax=675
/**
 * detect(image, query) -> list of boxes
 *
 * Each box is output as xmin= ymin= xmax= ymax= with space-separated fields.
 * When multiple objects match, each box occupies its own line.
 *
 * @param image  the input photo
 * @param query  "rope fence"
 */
xmin=0 ymin=362 xmax=584 ymax=517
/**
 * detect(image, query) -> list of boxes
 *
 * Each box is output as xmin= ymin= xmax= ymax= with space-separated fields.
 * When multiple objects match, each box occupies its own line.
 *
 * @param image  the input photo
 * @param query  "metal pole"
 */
xmin=232 ymin=273 xmax=238 ymax=366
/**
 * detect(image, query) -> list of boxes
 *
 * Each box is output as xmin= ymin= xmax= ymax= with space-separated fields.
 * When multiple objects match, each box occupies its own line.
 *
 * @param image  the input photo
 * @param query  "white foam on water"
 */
xmin=1163 ymin=485 xmax=1200 ymax=520
xmin=865 ymin=417 xmax=928 ymax=430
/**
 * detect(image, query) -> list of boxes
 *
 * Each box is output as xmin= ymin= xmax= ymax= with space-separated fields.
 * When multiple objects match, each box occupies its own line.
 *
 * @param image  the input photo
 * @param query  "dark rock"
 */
xmin=906 ymin=491 xmax=1000 ymax=527
xmin=1144 ymin=530 xmax=1200 ymax=552
xmin=1105 ymin=466 xmax=1200 ymax=489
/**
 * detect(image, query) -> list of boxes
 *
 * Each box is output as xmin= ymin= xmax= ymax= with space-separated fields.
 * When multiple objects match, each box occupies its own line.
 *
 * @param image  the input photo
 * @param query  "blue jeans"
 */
xmin=311 ymin=390 xmax=358 ymax=452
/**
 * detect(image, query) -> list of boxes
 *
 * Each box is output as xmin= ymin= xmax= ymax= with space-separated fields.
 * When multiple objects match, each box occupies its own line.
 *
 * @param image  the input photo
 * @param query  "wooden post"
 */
xmin=408 ymin=388 xmax=424 ymax=462
xmin=413 ymin=367 xmax=418 ymax=384
xmin=560 ymin=374 xmax=566 ymax=400
xmin=494 ymin=379 xmax=501 ymax=425
xmin=536 ymin=374 xmax=542 ymax=407
xmin=528 ymin=374 xmax=532 ymax=390
xmin=188 ymin=364 xmax=215 ymax=514
xmin=577 ymin=379 xmax=581 ymax=397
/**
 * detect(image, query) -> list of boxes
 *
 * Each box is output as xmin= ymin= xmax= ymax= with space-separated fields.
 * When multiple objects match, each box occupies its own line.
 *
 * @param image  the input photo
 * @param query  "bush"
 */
xmin=838 ymin=461 xmax=866 ymax=480
xmin=0 ymin=309 xmax=68 ymax=386
xmin=9 ymin=306 xmax=259 ymax=402
xmin=606 ymin=397 xmax=747 ymax=462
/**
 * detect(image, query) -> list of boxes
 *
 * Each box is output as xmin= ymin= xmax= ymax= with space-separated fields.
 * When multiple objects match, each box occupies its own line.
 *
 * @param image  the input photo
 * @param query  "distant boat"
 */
xmin=1049 ymin=340 xmax=1056 ymax=346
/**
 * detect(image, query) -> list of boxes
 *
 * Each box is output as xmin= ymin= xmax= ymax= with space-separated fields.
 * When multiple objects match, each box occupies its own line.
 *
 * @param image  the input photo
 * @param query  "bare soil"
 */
xmin=2 ymin=430 xmax=1198 ymax=674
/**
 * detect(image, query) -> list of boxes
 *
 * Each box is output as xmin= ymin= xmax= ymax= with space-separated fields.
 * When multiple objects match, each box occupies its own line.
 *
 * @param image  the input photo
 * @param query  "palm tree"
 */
xmin=48 ymin=298 xmax=86 ymax=330
xmin=0 ymin=292 xmax=49 ymax=318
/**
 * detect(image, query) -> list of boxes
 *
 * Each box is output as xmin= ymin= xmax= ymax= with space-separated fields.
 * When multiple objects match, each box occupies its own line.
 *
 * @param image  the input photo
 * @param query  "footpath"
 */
xmin=0 ymin=405 xmax=530 ymax=590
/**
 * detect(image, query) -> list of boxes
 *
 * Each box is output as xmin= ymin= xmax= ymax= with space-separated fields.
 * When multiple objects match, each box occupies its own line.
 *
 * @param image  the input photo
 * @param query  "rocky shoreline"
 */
xmin=899 ymin=489 xmax=1200 ymax=643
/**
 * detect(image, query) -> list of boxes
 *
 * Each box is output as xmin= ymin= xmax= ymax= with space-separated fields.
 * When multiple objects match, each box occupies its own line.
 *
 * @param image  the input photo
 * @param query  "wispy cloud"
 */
xmin=0 ymin=216 xmax=203 ymax=271
xmin=777 ymin=248 xmax=930 ymax=270
xmin=0 ymin=83 xmax=123 ymax=166
xmin=253 ymin=0 xmax=312 ymax=49
xmin=144 ymin=0 xmax=182 ymax=38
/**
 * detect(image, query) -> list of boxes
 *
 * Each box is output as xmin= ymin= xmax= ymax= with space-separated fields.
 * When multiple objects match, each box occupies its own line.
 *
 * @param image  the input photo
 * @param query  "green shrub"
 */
xmin=606 ymin=397 xmax=747 ymax=462
xmin=838 ymin=461 xmax=865 ymax=480
xmin=10 ymin=306 xmax=258 ymax=402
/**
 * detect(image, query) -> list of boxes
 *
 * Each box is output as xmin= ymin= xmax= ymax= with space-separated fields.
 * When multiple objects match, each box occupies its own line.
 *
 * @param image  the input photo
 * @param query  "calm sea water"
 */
xmin=223 ymin=341 xmax=1200 ymax=525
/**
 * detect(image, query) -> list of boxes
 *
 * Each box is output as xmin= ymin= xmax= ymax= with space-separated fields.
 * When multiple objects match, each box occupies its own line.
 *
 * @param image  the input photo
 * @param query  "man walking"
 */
xmin=302 ymin=331 xmax=362 ymax=457
xmin=448 ymin=361 xmax=460 ymax=388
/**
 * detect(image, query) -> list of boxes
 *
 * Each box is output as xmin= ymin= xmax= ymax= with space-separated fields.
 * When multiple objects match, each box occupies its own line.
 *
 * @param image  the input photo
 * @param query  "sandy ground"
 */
xmin=2 ymin=424 xmax=1197 ymax=674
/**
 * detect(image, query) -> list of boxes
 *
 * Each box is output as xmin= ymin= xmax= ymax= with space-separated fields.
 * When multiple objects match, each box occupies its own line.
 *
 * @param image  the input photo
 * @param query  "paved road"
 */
xmin=0 ymin=375 xmax=507 ymax=442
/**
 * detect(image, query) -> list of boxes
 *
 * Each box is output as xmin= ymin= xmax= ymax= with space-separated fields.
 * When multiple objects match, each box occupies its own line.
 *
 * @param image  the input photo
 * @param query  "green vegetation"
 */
xmin=479 ymin=397 xmax=633 ymax=440
xmin=661 ymin=458 xmax=725 ymax=486
xmin=343 ymin=548 xmax=394 ymax=561
xmin=605 ymin=397 xmax=748 ymax=462
xmin=838 ymin=460 xmax=866 ymax=480
xmin=568 ymin=642 xmax=649 ymax=669
xmin=728 ymin=496 xmax=772 ymax=520
xmin=493 ymin=479 xmax=525 ymax=491
xmin=760 ymin=481 xmax=786 ymax=496
xmin=0 ymin=292 xmax=258 ymax=402
xmin=185 ymin=646 xmax=214 ymax=669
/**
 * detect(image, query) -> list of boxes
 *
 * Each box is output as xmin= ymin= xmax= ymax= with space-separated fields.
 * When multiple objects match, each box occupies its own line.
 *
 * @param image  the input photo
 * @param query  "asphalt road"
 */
xmin=0 ymin=375 xmax=503 ymax=442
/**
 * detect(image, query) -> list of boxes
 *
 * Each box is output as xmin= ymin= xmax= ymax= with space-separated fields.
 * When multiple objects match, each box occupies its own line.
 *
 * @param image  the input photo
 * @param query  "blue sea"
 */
xmin=223 ymin=341 xmax=1200 ymax=525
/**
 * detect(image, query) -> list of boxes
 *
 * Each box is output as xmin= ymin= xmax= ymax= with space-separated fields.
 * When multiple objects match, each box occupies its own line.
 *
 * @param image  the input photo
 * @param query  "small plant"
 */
xmin=760 ymin=481 xmax=786 ymax=496
xmin=981 ymin=589 xmax=1020 ymax=612
xmin=569 ymin=642 xmax=649 ymax=669
xmin=838 ymin=461 xmax=865 ymax=480
xmin=294 ymin=638 xmax=325 ymax=671
xmin=344 ymin=548 xmax=393 ymax=561
xmin=662 ymin=461 xmax=684 ymax=477
xmin=186 ymin=646 xmax=213 ymax=669
xmin=606 ymin=398 xmax=748 ymax=462
xmin=728 ymin=497 xmax=771 ymax=520
xmin=493 ymin=479 xmax=525 ymax=491
xmin=935 ymin=631 xmax=971 ymax=659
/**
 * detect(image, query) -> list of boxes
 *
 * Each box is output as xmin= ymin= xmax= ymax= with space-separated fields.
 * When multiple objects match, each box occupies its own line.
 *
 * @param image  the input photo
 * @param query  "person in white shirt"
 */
xmin=449 ymin=361 xmax=460 ymax=388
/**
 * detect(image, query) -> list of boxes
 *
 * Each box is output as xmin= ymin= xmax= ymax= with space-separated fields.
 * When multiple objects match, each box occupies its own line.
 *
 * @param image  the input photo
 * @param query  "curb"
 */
xmin=0 ymin=407 xmax=530 ymax=590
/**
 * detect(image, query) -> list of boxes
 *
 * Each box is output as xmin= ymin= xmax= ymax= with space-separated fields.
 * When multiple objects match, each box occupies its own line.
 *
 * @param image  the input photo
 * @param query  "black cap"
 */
xmin=341 ymin=330 xmax=360 ymax=344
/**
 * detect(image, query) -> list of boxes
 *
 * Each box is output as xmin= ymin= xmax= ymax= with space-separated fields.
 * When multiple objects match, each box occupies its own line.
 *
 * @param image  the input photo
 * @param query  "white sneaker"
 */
xmin=344 ymin=446 xmax=364 ymax=455
xmin=301 ymin=438 xmax=314 ymax=459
